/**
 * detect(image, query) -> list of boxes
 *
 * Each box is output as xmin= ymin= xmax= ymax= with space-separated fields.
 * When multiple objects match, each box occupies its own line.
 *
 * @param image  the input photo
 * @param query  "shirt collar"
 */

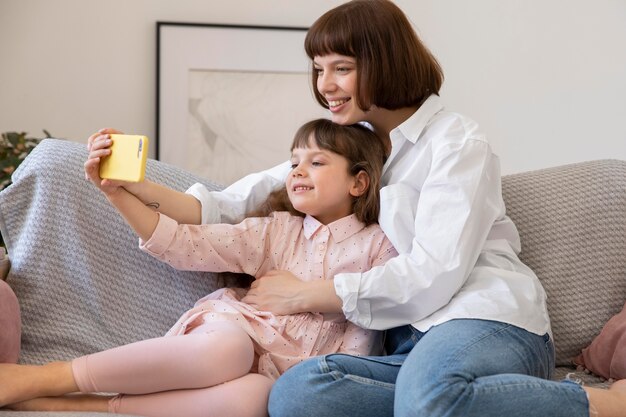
xmin=303 ymin=214 xmax=366 ymax=242
xmin=390 ymin=94 xmax=444 ymax=144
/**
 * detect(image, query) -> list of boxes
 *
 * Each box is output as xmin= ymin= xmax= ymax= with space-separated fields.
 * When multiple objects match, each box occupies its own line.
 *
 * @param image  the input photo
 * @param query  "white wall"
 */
xmin=1 ymin=0 xmax=624 ymax=174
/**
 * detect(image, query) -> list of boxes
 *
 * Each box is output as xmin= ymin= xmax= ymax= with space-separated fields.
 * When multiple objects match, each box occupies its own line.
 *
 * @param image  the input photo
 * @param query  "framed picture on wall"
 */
xmin=156 ymin=22 xmax=328 ymax=186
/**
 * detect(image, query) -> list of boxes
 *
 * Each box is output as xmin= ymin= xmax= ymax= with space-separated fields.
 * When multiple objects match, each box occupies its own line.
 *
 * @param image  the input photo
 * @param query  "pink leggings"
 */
xmin=71 ymin=321 xmax=273 ymax=417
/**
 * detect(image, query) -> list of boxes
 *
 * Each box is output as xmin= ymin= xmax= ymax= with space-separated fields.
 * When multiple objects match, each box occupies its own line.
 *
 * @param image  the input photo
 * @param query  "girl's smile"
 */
xmin=286 ymin=135 xmax=364 ymax=225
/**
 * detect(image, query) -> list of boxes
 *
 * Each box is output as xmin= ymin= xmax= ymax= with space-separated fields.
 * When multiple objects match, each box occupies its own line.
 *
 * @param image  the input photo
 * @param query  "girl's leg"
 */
xmin=72 ymin=321 xmax=254 ymax=394
xmin=0 ymin=361 xmax=77 ymax=407
xmin=394 ymin=319 xmax=589 ymax=417
xmin=8 ymin=394 xmax=110 ymax=413
xmin=0 ymin=321 xmax=254 ymax=407
xmin=111 ymin=373 xmax=273 ymax=417
xmin=10 ymin=373 xmax=274 ymax=417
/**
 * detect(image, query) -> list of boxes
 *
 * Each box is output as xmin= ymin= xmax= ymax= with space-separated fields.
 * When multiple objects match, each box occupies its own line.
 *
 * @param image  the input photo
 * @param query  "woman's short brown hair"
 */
xmin=305 ymin=0 xmax=444 ymax=111
xmin=250 ymin=119 xmax=386 ymax=225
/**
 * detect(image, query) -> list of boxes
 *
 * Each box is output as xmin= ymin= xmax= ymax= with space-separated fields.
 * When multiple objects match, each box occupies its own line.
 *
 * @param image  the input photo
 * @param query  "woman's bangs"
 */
xmin=305 ymin=17 xmax=355 ymax=59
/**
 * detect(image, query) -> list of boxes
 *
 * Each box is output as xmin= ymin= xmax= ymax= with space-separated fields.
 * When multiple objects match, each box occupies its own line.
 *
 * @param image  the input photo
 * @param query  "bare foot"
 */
xmin=0 ymin=362 xmax=77 ymax=407
xmin=610 ymin=379 xmax=626 ymax=392
xmin=7 ymin=394 xmax=110 ymax=412
xmin=585 ymin=379 xmax=626 ymax=417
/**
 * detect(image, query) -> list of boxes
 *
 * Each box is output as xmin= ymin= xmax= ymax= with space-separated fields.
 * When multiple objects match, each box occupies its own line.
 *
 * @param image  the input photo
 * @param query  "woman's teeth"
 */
xmin=328 ymin=98 xmax=349 ymax=107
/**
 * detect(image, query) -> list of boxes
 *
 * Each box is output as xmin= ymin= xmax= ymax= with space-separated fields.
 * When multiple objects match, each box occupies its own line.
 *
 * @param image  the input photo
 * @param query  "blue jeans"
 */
xmin=268 ymin=319 xmax=590 ymax=417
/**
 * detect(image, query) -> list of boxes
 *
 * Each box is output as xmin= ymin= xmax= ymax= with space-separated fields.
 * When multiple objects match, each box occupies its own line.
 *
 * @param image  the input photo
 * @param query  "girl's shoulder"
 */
xmin=361 ymin=222 xmax=392 ymax=242
xmin=234 ymin=212 xmax=304 ymax=238
xmin=266 ymin=211 xmax=306 ymax=226
xmin=361 ymin=223 xmax=399 ymax=257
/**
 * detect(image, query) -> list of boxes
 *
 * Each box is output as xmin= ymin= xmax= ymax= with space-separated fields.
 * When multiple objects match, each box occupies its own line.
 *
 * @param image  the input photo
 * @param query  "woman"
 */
xmin=83 ymin=1 xmax=626 ymax=416
xmin=255 ymin=1 xmax=626 ymax=417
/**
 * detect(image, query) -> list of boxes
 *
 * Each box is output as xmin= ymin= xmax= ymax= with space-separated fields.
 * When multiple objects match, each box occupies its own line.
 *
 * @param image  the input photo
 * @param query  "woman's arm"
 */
xmin=243 ymin=225 xmax=398 ymax=316
xmin=336 ymin=137 xmax=503 ymax=330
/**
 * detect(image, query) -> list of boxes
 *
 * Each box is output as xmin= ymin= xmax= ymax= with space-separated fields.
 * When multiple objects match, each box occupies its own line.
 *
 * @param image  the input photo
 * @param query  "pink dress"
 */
xmin=140 ymin=211 xmax=397 ymax=380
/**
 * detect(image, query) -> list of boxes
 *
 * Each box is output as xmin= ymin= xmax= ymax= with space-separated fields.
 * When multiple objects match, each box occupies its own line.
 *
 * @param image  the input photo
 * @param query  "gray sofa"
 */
xmin=1 ymin=139 xmax=625 ymax=416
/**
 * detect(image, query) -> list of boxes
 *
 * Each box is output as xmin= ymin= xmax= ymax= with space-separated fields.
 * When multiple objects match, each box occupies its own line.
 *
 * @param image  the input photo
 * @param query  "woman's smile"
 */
xmin=327 ymin=97 xmax=351 ymax=111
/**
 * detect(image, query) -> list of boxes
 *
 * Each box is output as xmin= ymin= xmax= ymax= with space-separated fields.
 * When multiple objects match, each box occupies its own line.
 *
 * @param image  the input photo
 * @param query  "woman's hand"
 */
xmin=242 ymin=270 xmax=343 ymax=315
xmin=242 ymin=270 xmax=309 ymax=315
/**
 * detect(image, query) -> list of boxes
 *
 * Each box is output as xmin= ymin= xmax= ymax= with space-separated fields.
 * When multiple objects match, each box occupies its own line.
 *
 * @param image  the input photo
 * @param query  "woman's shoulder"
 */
xmin=428 ymin=109 xmax=486 ymax=144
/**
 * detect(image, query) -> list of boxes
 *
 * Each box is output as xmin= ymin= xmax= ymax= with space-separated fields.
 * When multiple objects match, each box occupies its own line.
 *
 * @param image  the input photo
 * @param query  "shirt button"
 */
xmin=318 ymin=244 xmax=325 ymax=250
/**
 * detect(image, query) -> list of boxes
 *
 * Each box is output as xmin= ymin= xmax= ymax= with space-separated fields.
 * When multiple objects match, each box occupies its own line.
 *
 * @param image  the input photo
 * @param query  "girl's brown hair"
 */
xmin=249 ymin=119 xmax=386 ymax=225
xmin=305 ymin=0 xmax=443 ymax=111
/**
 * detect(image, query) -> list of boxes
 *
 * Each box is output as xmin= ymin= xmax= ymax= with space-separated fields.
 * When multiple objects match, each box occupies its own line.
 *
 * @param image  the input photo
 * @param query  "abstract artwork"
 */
xmin=157 ymin=23 xmax=328 ymax=185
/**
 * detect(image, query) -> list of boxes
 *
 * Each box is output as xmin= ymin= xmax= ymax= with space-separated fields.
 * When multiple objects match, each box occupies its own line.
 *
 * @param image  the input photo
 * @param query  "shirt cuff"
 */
xmin=139 ymin=213 xmax=179 ymax=256
xmin=334 ymin=272 xmax=372 ymax=328
xmin=186 ymin=183 xmax=221 ymax=224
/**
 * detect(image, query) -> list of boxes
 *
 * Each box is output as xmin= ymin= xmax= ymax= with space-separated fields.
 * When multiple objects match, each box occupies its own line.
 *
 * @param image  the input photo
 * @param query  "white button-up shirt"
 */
xmin=187 ymin=95 xmax=551 ymax=336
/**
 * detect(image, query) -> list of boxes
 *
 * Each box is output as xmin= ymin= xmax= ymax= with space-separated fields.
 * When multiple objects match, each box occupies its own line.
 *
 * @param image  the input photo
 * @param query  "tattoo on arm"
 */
xmin=146 ymin=202 xmax=160 ymax=210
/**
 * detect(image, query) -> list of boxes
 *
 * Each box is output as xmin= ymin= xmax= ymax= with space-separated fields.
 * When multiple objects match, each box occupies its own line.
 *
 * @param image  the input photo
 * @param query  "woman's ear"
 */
xmin=350 ymin=170 xmax=370 ymax=197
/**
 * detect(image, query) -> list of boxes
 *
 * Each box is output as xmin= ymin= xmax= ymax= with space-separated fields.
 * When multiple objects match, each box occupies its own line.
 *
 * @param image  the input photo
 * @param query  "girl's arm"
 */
xmin=85 ymin=132 xmax=164 ymax=239
xmin=106 ymin=187 xmax=159 ymax=241
xmin=123 ymin=180 xmax=201 ymax=225
xmin=87 ymin=128 xmax=202 ymax=225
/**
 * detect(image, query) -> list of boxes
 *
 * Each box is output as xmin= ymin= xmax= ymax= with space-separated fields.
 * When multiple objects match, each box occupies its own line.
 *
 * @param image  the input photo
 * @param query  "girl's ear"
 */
xmin=350 ymin=170 xmax=370 ymax=197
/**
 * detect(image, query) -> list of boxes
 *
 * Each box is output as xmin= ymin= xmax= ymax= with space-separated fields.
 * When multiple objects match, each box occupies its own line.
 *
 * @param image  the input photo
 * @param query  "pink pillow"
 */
xmin=574 ymin=303 xmax=626 ymax=380
xmin=0 ymin=279 xmax=20 ymax=363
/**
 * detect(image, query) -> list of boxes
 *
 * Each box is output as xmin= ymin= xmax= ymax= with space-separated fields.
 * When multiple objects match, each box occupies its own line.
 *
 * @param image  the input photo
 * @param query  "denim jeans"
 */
xmin=268 ymin=319 xmax=590 ymax=417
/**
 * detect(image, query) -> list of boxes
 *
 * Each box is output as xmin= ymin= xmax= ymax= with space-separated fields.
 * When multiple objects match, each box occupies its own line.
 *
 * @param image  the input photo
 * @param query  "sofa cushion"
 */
xmin=0 ymin=279 xmax=20 ymax=363
xmin=502 ymin=159 xmax=626 ymax=366
xmin=573 ymin=302 xmax=626 ymax=380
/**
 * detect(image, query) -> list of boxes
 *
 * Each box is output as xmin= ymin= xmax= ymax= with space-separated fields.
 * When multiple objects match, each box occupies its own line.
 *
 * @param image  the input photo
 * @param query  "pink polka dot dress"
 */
xmin=140 ymin=211 xmax=397 ymax=380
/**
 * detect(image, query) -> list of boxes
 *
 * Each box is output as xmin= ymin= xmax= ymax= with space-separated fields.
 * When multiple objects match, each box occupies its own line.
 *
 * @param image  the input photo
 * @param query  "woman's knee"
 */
xmin=395 ymin=371 xmax=470 ymax=417
xmin=270 ymin=354 xmax=397 ymax=417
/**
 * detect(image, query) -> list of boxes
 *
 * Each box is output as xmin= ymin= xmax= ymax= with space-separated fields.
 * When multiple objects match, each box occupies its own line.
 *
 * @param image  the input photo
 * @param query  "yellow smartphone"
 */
xmin=99 ymin=134 xmax=149 ymax=182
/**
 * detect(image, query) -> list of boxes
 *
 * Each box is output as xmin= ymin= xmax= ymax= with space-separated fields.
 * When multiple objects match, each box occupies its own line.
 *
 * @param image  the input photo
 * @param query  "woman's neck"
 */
xmin=368 ymin=106 xmax=419 ymax=148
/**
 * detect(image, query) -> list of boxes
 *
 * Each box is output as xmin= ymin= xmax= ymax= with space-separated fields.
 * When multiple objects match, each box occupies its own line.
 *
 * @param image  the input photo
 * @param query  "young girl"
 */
xmin=0 ymin=118 xmax=397 ymax=417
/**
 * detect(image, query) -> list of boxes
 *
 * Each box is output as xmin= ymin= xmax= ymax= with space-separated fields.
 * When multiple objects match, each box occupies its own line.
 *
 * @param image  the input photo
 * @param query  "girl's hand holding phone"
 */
xmin=84 ymin=128 xmax=127 ymax=196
